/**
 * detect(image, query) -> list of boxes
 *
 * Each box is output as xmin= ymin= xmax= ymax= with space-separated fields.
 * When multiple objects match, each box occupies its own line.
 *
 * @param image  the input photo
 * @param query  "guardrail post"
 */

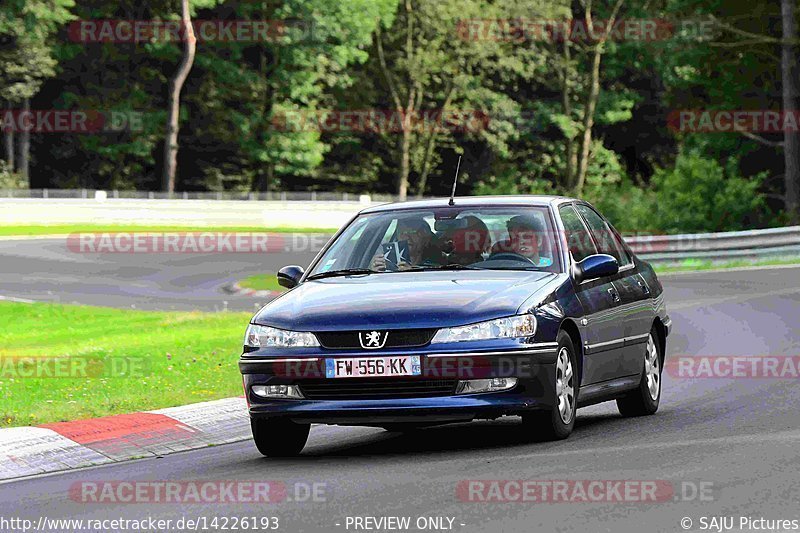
xmin=43 ymin=189 xmax=48 ymax=199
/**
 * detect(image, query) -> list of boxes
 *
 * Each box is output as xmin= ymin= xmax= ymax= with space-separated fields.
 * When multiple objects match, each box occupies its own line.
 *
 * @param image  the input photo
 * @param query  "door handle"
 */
xmin=607 ymin=287 xmax=621 ymax=303
xmin=638 ymin=280 xmax=650 ymax=295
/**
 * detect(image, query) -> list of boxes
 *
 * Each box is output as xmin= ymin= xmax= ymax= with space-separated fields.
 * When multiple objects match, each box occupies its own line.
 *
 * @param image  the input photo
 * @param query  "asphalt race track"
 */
xmin=0 ymin=237 xmax=319 ymax=311
xmin=2 ymin=237 xmax=800 ymax=532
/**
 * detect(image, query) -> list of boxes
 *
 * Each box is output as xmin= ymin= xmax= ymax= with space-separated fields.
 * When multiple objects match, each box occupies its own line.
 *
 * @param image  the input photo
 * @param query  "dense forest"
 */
xmin=1 ymin=0 xmax=799 ymax=233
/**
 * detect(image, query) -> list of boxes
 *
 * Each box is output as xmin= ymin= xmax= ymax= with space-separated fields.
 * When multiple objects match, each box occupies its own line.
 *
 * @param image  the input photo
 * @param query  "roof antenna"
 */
xmin=448 ymin=155 xmax=462 ymax=206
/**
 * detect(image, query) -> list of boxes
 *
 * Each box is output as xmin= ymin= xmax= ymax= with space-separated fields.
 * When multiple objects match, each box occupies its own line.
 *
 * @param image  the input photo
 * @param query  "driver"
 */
xmin=491 ymin=214 xmax=553 ymax=267
xmin=445 ymin=215 xmax=490 ymax=265
xmin=370 ymin=216 xmax=440 ymax=271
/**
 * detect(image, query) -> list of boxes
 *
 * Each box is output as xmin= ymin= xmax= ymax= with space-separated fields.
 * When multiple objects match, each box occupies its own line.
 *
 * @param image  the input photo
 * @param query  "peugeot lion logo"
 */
xmin=359 ymin=330 xmax=389 ymax=349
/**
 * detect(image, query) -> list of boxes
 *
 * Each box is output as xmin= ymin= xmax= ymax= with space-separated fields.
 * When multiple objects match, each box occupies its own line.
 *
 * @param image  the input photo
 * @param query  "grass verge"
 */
xmin=237 ymin=274 xmax=284 ymax=292
xmin=0 ymin=224 xmax=336 ymax=236
xmin=654 ymin=257 xmax=800 ymax=274
xmin=0 ymin=301 xmax=250 ymax=427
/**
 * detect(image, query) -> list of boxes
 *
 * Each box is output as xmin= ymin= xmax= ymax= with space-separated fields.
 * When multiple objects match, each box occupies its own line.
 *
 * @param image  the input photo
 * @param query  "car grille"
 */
xmin=298 ymin=378 xmax=458 ymax=400
xmin=314 ymin=329 xmax=437 ymax=350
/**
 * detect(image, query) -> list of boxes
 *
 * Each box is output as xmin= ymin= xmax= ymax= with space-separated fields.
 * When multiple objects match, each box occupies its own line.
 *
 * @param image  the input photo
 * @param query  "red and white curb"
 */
xmin=224 ymin=282 xmax=282 ymax=299
xmin=0 ymin=397 xmax=249 ymax=481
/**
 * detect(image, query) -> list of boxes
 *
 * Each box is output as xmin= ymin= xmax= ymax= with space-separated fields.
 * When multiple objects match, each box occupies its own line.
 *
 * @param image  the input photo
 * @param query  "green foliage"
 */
xmin=651 ymin=152 xmax=767 ymax=233
xmin=586 ymin=180 xmax=656 ymax=234
xmin=0 ymin=0 xmax=75 ymax=101
xmin=0 ymin=160 xmax=26 ymax=188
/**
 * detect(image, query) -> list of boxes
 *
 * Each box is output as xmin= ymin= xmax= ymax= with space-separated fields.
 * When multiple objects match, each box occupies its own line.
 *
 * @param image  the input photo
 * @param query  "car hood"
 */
xmin=253 ymin=270 xmax=564 ymax=331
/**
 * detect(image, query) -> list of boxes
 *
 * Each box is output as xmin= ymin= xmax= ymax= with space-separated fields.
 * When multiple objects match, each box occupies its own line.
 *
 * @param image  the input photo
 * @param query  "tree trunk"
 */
xmin=416 ymin=84 xmax=454 ymax=198
xmin=161 ymin=0 xmax=196 ymax=193
xmin=574 ymin=46 xmax=602 ymax=196
xmin=781 ymin=0 xmax=800 ymax=222
xmin=398 ymin=126 xmax=410 ymax=201
xmin=572 ymin=0 xmax=624 ymax=196
xmin=4 ymin=124 xmax=13 ymax=171
xmin=559 ymin=41 xmax=577 ymax=190
xmin=18 ymin=98 xmax=30 ymax=186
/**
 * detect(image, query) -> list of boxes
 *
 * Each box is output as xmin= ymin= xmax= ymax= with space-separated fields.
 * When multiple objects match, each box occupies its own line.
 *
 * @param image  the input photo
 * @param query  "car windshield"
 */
xmin=307 ymin=206 xmax=562 ymax=276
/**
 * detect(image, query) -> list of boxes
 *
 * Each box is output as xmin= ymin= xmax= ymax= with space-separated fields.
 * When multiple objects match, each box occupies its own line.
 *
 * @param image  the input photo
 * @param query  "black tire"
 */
xmin=521 ymin=330 xmax=577 ymax=441
xmin=617 ymin=327 xmax=662 ymax=417
xmin=251 ymin=418 xmax=310 ymax=457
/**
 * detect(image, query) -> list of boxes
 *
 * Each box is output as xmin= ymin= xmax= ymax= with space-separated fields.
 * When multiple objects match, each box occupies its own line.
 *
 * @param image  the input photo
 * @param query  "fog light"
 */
xmin=455 ymin=377 xmax=517 ymax=394
xmin=251 ymin=384 xmax=304 ymax=399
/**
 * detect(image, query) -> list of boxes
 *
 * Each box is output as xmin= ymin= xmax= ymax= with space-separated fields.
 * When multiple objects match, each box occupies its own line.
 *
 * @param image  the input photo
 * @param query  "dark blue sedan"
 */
xmin=239 ymin=196 xmax=671 ymax=456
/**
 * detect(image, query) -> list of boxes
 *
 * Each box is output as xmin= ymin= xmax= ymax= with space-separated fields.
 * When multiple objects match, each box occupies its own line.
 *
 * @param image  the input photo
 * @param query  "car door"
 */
xmin=558 ymin=204 xmax=625 ymax=386
xmin=574 ymin=203 xmax=650 ymax=378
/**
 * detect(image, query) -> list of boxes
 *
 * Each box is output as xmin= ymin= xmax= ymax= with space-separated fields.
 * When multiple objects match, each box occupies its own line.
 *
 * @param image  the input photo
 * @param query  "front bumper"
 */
xmin=239 ymin=344 xmax=559 ymax=425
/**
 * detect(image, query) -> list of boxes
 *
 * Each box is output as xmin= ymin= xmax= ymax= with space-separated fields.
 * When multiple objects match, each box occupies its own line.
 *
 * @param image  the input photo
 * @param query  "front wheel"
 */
xmin=521 ymin=330 xmax=577 ymax=441
xmin=251 ymin=418 xmax=310 ymax=457
xmin=617 ymin=329 xmax=662 ymax=417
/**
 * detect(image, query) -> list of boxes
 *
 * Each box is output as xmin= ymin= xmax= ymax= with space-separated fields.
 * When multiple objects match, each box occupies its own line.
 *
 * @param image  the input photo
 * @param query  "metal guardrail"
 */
xmin=0 ymin=188 xmax=401 ymax=202
xmin=625 ymin=226 xmax=800 ymax=264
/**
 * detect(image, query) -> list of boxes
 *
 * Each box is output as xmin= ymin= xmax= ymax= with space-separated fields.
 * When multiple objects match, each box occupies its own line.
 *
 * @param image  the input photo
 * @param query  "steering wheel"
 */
xmin=488 ymin=252 xmax=536 ymax=264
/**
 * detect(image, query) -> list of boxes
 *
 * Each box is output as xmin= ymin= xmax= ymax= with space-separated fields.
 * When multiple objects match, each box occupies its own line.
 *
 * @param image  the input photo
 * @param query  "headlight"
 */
xmin=431 ymin=315 xmax=536 ymax=344
xmin=244 ymin=324 xmax=319 ymax=348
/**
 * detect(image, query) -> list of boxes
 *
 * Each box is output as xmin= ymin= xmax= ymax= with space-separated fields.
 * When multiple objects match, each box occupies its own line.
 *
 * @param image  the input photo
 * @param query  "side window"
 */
xmin=574 ymin=204 xmax=631 ymax=267
xmin=559 ymin=205 xmax=598 ymax=262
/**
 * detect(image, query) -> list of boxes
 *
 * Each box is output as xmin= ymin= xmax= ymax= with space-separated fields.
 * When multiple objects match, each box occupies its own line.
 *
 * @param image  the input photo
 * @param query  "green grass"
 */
xmin=0 ymin=224 xmax=335 ymax=236
xmin=654 ymin=257 xmax=800 ymax=274
xmin=0 ymin=301 xmax=251 ymax=427
xmin=237 ymin=273 xmax=284 ymax=292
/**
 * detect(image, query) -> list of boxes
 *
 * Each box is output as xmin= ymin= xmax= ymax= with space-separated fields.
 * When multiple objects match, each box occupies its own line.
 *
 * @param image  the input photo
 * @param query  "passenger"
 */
xmin=491 ymin=214 xmax=553 ymax=267
xmin=445 ymin=215 xmax=490 ymax=265
xmin=370 ymin=216 xmax=440 ymax=271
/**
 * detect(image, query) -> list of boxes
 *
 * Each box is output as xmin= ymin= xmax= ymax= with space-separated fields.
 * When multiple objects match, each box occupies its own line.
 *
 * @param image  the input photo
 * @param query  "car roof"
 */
xmin=359 ymin=195 xmax=577 ymax=214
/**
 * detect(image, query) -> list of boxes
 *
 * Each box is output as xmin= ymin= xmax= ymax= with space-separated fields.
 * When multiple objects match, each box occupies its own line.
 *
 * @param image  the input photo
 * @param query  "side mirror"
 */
xmin=572 ymin=254 xmax=618 ymax=284
xmin=277 ymin=265 xmax=304 ymax=289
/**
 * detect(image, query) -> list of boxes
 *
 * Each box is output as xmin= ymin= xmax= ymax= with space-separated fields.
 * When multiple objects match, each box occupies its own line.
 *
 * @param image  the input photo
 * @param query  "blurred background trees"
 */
xmin=0 ymin=0 xmax=797 ymax=233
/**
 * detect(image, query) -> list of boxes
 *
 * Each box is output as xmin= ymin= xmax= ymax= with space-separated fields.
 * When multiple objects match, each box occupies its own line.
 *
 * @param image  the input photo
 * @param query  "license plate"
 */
xmin=325 ymin=356 xmax=421 ymax=378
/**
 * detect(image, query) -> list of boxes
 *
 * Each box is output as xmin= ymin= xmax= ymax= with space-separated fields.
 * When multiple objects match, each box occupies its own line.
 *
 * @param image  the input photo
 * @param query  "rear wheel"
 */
xmin=521 ymin=330 xmax=577 ymax=441
xmin=617 ymin=329 xmax=662 ymax=417
xmin=251 ymin=418 xmax=310 ymax=457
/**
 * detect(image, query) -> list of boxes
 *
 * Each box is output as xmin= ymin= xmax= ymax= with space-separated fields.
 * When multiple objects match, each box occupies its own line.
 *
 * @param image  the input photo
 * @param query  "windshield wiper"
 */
xmin=306 ymin=268 xmax=378 ymax=281
xmin=406 ymin=263 xmax=484 ymax=271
